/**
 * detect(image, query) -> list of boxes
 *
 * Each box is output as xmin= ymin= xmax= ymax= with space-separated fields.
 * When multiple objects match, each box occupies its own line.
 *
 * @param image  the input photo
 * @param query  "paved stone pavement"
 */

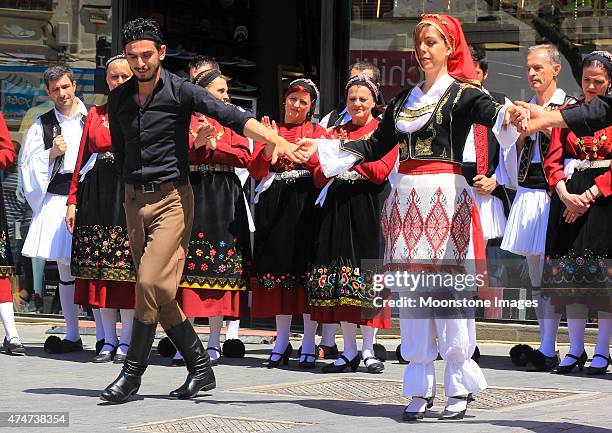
xmin=1 ymin=324 xmax=611 ymax=433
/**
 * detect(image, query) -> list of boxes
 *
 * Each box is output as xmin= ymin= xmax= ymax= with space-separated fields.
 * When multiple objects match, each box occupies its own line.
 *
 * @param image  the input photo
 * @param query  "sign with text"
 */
xmin=350 ymin=50 xmax=422 ymax=101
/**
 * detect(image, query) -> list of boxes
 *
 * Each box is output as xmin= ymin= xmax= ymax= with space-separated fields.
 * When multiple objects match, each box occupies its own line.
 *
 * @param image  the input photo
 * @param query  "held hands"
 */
xmin=473 ymin=174 xmax=498 ymax=195
xmin=194 ymin=118 xmax=217 ymax=150
xmin=503 ymin=105 xmax=530 ymax=131
xmin=65 ymin=204 xmax=76 ymax=234
xmin=513 ymin=101 xmax=555 ymax=134
xmin=556 ymin=181 xmax=590 ymax=223
xmin=49 ymin=134 xmax=67 ymax=161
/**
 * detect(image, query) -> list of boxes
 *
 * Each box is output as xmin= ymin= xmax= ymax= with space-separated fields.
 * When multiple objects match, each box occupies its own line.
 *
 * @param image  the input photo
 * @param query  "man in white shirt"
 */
xmin=502 ymin=45 xmax=576 ymax=371
xmin=20 ymin=65 xmax=88 ymax=354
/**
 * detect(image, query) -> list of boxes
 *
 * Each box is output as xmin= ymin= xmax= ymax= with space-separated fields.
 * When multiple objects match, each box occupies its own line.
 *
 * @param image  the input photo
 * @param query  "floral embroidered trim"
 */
xmin=257 ymin=272 xmax=308 ymax=290
xmin=182 ymin=232 xmax=248 ymax=291
xmin=71 ymin=266 xmax=135 ymax=282
xmin=71 ymin=225 xmax=135 ymax=280
xmin=543 ymin=249 xmax=612 ymax=287
xmin=307 ymin=260 xmax=379 ymax=308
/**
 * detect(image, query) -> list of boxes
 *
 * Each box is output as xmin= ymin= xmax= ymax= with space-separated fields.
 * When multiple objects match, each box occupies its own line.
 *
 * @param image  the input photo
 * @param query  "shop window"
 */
xmin=0 ymin=0 xmax=112 ymax=316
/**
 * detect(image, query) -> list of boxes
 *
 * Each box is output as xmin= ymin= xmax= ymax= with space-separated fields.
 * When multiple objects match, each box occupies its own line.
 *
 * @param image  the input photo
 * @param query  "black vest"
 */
xmin=40 ymin=109 xmax=84 ymax=196
xmin=393 ymin=82 xmax=499 ymax=165
xmin=518 ymin=93 xmax=577 ymax=189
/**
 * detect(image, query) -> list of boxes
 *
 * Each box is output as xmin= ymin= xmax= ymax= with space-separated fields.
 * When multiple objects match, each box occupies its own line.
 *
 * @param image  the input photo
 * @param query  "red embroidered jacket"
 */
xmin=247 ymin=121 xmax=326 ymax=181
xmin=545 ymin=125 xmax=612 ymax=197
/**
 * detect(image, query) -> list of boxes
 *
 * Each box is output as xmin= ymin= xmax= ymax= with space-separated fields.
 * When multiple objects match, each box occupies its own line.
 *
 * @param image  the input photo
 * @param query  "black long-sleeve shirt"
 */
xmin=109 ymin=68 xmax=253 ymax=185
xmin=561 ymin=95 xmax=612 ymax=137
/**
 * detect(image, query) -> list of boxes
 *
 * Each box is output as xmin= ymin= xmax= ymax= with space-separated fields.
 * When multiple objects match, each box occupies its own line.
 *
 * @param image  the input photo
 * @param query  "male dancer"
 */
xmin=101 ymin=18 xmax=300 ymax=404
xmin=502 ymin=45 xmax=576 ymax=370
xmin=21 ymin=65 xmax=87 ymax=354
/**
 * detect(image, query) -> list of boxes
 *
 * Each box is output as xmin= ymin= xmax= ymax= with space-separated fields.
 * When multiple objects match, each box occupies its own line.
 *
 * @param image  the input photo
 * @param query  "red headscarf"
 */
xmin=414 ymin=14 xmax=480 ymax=87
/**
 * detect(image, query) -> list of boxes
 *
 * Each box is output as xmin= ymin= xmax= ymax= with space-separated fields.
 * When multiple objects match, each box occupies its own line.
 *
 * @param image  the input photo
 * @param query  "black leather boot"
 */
xmin=100 ymin=319 xmax=156 ymax=404
xmin=166 ymin=319 xmax=216 ymax=399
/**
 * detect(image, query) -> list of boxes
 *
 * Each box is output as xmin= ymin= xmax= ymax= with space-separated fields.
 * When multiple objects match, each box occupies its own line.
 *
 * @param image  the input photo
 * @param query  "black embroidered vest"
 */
xmin=517 ymin=93 xmax=577 ymax=189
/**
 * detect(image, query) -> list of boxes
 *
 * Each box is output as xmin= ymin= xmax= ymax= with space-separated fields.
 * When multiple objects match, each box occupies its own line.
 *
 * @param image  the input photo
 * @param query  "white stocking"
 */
xmin=0 ymin=302 xmax=20 ymax=342
xmin=532 ymin=290 xmax=560 ymax=357
xmin=207 ymin=315 xmax=223 ymax=361
xmin=301 ymin=314 xmax=318 ymax=362
xmin=270 ymin=314 xmax=292 ymax=362
xmin=560 ymin=303 xmax=588 ymax=366
xmin=225 ymin=319 xmax=240 ymax=340
xmin=592 ymin=311 xmax=612 ymax=368
xmin=92 ymin=308 xmax=105 ymax=341
xmin=361 ymin=325 xmax=378 ymax=367
xmin=99 ymin=308 xmax=118 ymax=354
xmin=335 ymin=321 xmax=358 ymax=366
xmin=57 ymin=263 xmax=79 ymax=341
xmin=118 ymin=309 xmax=134 ymax=355
xmin=319 ymin=323 xmax=337 ymax=347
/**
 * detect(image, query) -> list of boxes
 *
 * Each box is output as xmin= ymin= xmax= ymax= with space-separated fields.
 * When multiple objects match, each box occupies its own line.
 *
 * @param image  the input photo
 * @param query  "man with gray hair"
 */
xmin=20 ymin=64 xmax=88 ymax=354
xmin=501 ymin=44 xmax=576 ymax=371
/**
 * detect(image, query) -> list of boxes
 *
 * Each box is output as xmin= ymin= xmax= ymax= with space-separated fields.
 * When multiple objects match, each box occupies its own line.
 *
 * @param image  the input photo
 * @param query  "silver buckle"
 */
xmin=141 ymin=183 xmax=156 ymax=193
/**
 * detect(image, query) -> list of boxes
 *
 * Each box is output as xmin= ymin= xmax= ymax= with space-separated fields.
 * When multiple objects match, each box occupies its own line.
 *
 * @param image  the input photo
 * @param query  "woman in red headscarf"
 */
xmin=248 ymin=79 xmax=326 ymax=369
xmin=308 ymin=74 xmax=397 ymax=373
xmin=300 ymin=14 xmax=528 ymax=421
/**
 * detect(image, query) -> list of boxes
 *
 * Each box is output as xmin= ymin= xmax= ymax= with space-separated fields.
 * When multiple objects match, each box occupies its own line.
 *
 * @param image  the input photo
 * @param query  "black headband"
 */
xmin=105 ymin=54 xmax=126 ymax=70
xmin=287 ymin=79 xmax=319 ymax=103
xmin=584 ymin=53 xmax=612 ymax=72
xmin=345 ymin=73 xmax=383 ymax=105
xmin=123 ymin=31 xmax=163 ymax=47
xmin=193 ymin=69 xmax=222 ymax=88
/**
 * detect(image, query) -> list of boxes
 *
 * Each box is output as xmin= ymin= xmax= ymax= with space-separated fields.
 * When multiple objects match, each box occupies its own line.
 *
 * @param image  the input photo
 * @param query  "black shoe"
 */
xmin=373 ymin=343 xmax=387 ymax=362
xmin=206 ymin=347 xmax=222 ymax=366
xmin=550 ymin=351 xmax=587 ymax=375
xmin=100 ymin=319 xmax=156 ymax=404
xmin=585 ymin=354 xmax=611 ymax=375
xmin=402 ymin=396 xmax=434 ymax=421
xmin=95 ymin=338 xmax=105 ymax=355
xmin=509 ymin=344 xmax=533 ymax=367
xmin=396 ymin=344 xmax=409 ymax=364
xmin=166 ymin=319 xmax=216 ymax=399
xmin=93 ymin=343 xmax=117 ymax=363
xmin=299 ymin=353 xmax=316 ymax=369
xmin=316 ymin=344 xmax=339 ymax=359
xmin=113 ymin=344 xmax=129 ymax=364
xmin=439 ymin=394 xmax=474 ymax=420
xmin=61 ymin=338 xmax=84 ymax=353
xmin=44 ymin=336 xmax=83 ymax=354
xmin=265 ymin=343 xmax=292 ymax=368
xmin=363 ymin=356 xmax=384 ymax=373
xmin=3 ymin=337 xmax=26 ymax=356
xmin=321 ymin=354 xmax=360 ymax=373
xmin=529 ymin=349 xmax=560 ymax=371
xmin=222 ymin=338 xmax=245 ymax=358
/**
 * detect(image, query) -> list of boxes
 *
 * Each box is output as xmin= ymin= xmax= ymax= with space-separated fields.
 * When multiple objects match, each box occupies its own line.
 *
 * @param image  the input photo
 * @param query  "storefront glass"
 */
xmin=0 ymin=0 xmax=112 ymax=315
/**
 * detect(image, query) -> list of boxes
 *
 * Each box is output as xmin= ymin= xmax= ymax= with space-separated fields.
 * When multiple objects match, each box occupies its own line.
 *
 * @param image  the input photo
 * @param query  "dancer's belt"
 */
xmin=47 ymin=172 xmax=73 ymax=195
xmin=97 ymin=152 xmax=114 ymax=161
xmin=336 ymin=171 xmax=366 ymax=182
xmin=574 ymin=159 xmax=611 ymax=171
xmin=273 ymin=169 xmax=311 ymax=181
xmin=126 ymin=179 xmax=187 ymax=194
xmin=189 ymin=163 xmax=235 ymax=173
